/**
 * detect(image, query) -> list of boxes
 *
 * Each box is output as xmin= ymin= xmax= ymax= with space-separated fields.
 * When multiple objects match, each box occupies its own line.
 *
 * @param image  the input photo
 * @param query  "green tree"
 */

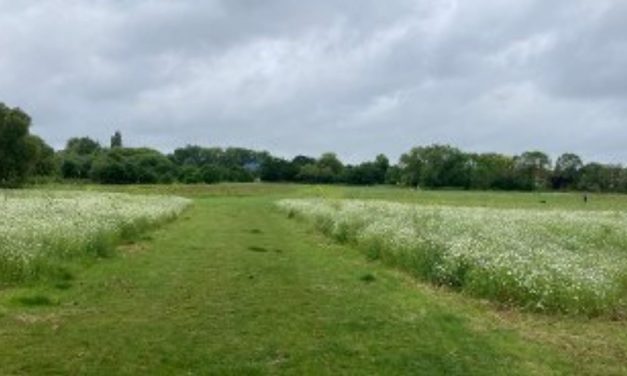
xmin=296 ymin=164 xmax=334 ymax=184
xmin=110 ymin=131 xmax=123 ymax=148
xmin=385 ymin=165 xmax=402 ymax=185
xmin=30 ymin=135 xmax=58 ymax=177
xmin=399 ymin=145 xmax=470 ymax=188
xmin=179 ymin=165 xmax=203 ymax=184
xmin=0 ymin=103 xmax=40 ymax=187
xmin=66 ymin=137 xmax=101 ymax=155
xmin=90 ymin=148 xmax=175 ymax=184
xmin=468 ymin=153 xmax=516 ymax=190
xmin=318 ymin=153 xmax=344 ymax=175
xmin=260 ymin=157 xmax=298 ymax=182
xmin=552 ymin=153 xmax=583 ymax=190
xmin=578 ymin=163 xmax=626 ymax=192
xmin=374 ymin=154 xmax=390 ymax=183
xmin=513 ymin=151 xmax=552 ymax=190
xmin=399 ymin=148 xmax=424 ymax=186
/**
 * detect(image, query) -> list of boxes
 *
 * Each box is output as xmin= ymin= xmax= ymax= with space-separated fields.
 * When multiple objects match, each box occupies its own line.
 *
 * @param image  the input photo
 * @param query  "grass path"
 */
xmin=0 ymin=193 xmax=619 ymax=374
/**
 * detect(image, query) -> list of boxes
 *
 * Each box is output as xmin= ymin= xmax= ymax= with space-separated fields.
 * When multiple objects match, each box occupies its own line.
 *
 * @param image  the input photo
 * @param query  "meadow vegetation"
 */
xmin=0 ymin=190 xmax=190 ymax=284
xmin=279 ymin=199 xmax=627 ymax=315
xmin=0 ymin=184 xmax=626 ymax=374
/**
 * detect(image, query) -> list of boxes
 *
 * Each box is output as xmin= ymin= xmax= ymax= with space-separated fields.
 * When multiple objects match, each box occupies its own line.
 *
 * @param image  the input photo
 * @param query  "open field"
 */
xmin=1 ymin=184 xmax=626 ymax=375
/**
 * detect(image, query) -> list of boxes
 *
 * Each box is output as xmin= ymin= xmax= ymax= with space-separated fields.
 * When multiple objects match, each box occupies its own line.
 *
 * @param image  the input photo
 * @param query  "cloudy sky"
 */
xmin=1 ymin=0 xmax=626 ymax=163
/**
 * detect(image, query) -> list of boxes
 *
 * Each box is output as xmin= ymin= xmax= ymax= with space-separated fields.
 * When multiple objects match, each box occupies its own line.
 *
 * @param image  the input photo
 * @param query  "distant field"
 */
xmin=1 ymin=184 xmax=626 ymax=375
xmin=43 ymin=181 xmax=627 ymax=209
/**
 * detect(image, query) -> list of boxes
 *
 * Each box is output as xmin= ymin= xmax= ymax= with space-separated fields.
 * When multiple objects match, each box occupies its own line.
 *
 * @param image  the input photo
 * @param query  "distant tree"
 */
xmin=291 ymin=155 xmax=316 ymax=168
xmin=179 ymin=165 xmax=203 ymax=184
xmin=222 ymin=166 xmax=254 ymax=182
xmin=291 ymin=153 xmax=343 ymax=184
xmin=66 ymin=137 xmax=101 ymax=155
xmin=344 ymin=163 xmax=378 ymax=185
xmin=59 ymin=154 xmax=94 ymax=179
xmin=0 ymin=103 xmax=40 ymax=187
xmin=58 ymin=137 xmax=101 ymax=179
xmin=514 ymin=151 xmax=552 ymax=190
xmin=90 ymin=148 xmax=175 ymax=184
xmin=577 ymin=163 xmax=627 ymax=192
xmin=399 ymin=145 xmax=470 ymax=188
xmin=60 ymin=155 xmax=82 ymax=179
xmin=30 ymin=135 xmax=57 ymax=177
xmin=384 ymin=165 xmax=402 ymax=185
xmin=398 ymin=148 xmax=424 ymax=186
xmin=343 ymin=155 xmax=390 ymax=186
xmin=374 ymin=154 xmax=390 ymax=183
xmin=200 ymin=164 xmax=225 ymax=184
xmin=318 ymin=153 xmax=344 ymax=177
xmin=468 ymin=153 xmax=516 ymax=190
xmin=171 ymin=145 xmax=219 ymax=166
xmin=169 ymin=145 xmax=265 ymax=183
xmin=374 ymin=154 xmax=390 ymax=172
xmin=223 ymin=147 xmax=266 ymax=170
xmin=110 ymin=130 xmax=123 ymax=148
xmin=296 ymin=163 xmax=335 ymax=184
xmin=552 ymin=153 xmax=583 ymax=190
xmin=260 ymin=157 xmax=297 ymax=182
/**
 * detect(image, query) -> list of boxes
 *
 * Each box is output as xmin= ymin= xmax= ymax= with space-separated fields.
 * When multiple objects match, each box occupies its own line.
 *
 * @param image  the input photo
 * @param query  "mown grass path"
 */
xmin=0 ymin=192 xmax=619 ymax=374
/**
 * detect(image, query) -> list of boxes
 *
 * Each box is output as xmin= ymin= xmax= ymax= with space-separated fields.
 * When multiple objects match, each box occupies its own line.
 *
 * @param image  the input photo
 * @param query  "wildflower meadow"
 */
xmin=279 ymin=198 xmax=627 ymax=315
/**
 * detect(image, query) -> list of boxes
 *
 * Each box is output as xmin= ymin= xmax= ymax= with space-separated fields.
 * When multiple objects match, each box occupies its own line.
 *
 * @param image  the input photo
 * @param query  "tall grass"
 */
xmin=0 ymin=190 xmax=191 ymax=284
xmin=278 ymin=199 xmax=627 ymax=316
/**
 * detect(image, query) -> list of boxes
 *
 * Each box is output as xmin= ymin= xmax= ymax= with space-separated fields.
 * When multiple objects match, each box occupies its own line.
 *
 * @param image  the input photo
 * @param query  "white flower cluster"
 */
xmin=278 ymin=198 xmax=627 ymax=314
xmin=0 ymin=190 xmax=191 ymax=281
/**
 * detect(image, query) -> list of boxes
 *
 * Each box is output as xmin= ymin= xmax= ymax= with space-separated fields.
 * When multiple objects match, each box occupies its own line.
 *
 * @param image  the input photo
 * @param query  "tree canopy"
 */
xmin=0 ymin=103 xmax=51 ymax=187
xmin=4 ymin=102 xmax=627 ymax=193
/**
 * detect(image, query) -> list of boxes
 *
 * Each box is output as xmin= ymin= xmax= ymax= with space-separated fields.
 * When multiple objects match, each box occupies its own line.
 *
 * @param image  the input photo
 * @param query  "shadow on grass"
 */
xmin=248 ymin=246 xmax=269 ymax=253
xmin=14 ymin=294 xmax=57 ymax=307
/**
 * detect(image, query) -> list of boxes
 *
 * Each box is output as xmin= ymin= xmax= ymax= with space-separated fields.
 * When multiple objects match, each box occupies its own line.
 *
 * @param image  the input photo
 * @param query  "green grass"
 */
xmin=0 ymin=184 xmax=626 ymax=374
xmin=279 ymin=198 xmax=627 ymax=315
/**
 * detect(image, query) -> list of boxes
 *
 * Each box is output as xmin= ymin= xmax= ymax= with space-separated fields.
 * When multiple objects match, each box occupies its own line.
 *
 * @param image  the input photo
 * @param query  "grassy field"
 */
xmin=0 ymin=184 xmax=626 ymax=375
xmin=279 ymin=198 xmax=627 ymax=315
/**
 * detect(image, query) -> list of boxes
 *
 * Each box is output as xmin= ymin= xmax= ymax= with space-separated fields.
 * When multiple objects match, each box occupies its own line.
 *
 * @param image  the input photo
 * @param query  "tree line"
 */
xmin=1 ymin=102 xmax=626 ymax=192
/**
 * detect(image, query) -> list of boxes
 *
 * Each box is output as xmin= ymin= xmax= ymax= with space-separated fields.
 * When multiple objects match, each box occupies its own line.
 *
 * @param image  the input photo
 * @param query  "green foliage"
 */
xmin=29 ymin=135 xmax=58 ymax=177
xmin=513 ymin=151 xmax=552 ymax=190
xmin=170 ymin=145 xmax=263 ymax=184
xmin=110 ymin=130 xmax=123 ymax=148
xmin=4 ymin=118 xmax=627 ymax=194
xmin=399 ymin=145 xmax=471 ymax=188
xmin=90 ymin=148 xmax=176 ymax=184
xmin=260 ymin=157 xmax=298 ymax=182
xmin=0 ymin=103 xmax=40 ymax=187
xmin=179 ymin=165 xmax=204 ymax=184
xmin=66 ymin=137 xmax=101 ymax=155
xmin=553 ymin=153 xmax=583 ymax=190
xmin=296 ymin=163 xmax=336 ymax=183
xmin=468 ymin=153 xmax=517 ymax=190
xmin=578 ymin=163 xmax=627 ymax=192
xmin=317 ymin=152 xmax=344 ymax=176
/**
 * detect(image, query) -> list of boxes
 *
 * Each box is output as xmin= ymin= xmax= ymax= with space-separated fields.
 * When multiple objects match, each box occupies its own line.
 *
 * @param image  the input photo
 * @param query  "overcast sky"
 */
xmin=1 ymin=0 xmax=626 ymax=163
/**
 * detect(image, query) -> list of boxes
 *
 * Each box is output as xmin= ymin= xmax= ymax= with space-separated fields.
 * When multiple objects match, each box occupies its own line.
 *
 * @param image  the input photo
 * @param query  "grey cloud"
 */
xmin=0 ymin=0 xmax=626 ymax=164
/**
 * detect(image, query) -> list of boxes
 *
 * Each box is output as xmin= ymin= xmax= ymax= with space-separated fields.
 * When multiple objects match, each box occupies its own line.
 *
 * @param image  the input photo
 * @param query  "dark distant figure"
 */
xmin=583 ymin=193 xmax=588 ymax=204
